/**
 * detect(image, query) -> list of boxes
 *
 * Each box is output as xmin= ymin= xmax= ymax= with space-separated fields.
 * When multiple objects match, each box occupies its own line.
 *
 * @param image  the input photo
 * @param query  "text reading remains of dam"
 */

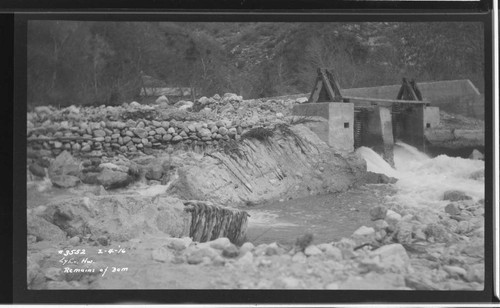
xmin=26 ymin=69 xmax=485 ymax=290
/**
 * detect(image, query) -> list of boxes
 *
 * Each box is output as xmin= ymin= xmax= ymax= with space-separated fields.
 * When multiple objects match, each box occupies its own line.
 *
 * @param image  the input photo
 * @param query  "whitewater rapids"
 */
xmin=356 ymin=142 xmax=484 ymax=210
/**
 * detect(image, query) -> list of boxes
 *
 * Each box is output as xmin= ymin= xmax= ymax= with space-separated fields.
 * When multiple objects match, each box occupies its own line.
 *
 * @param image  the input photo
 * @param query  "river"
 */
xmin=246 ymin=142 xmax=484 ymax=246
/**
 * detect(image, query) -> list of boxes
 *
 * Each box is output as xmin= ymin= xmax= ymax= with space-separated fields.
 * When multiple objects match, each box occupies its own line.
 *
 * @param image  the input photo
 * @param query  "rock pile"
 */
xmin=27 ymin=93 xmax=308 ymax=158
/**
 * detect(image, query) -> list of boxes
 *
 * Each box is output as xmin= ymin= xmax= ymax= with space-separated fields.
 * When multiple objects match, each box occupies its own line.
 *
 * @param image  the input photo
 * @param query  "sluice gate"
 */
xmin=292 ymin=69 xmax=438 ymax=165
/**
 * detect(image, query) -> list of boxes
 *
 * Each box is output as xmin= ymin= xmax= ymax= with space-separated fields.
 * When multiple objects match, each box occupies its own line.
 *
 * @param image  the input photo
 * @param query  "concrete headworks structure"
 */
xmin=292 ymin=69 xmax=440 ymax=165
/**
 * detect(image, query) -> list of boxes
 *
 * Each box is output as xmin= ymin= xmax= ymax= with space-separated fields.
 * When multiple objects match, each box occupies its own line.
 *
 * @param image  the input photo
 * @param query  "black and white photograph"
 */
xmin=23 ymin=18 xmax=490 ymax=294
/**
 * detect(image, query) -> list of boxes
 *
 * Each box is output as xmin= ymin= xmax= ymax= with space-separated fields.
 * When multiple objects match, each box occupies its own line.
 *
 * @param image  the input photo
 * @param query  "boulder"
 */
xmin=352 ymin=226 xmax=376 ymax=243
xmin=81 ymin=169 xmax=133 ymax=189
xmin=145 ymin=164 xmax=164 ymax=181
xmin=51 ymin=175 xmax=80 ymax=188
xmin=444 ymin=203 xmax=461 ymax=216
xmin=385 ymin=210 xmax=402 ymax=227
xmin=366 ymin=243 xmax=410 ymax=272
xmin=29 ymin=163 xmax=46 ymax=178
xmin=443 ymin=190 xmax=472 ymax=202
xmin=186 ymin=247 xmax=219 ymax=264
xmin=167 ymin=237 xmax=192 ymax=251
xmin=304 ymin=245 xmax=322 ymax=256
xmin=48 ymin=151 xmax=80 ymax=178
xmin=99 ymin=163 xmax=129 ymax=174
xmin=222 ymin=244 xmax=239 ymax=258
xmin=369 ymin=206 xmax=388 ymax=221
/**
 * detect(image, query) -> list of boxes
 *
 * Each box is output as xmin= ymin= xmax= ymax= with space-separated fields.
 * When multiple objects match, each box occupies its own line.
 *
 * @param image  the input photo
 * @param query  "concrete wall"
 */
xmin=424 ymin=106 xmax=440 ymax=128
xmin=292 ymin=102 xmax=354 ymax=152
xmin=328 ymin=103 xmax=354 ymax=152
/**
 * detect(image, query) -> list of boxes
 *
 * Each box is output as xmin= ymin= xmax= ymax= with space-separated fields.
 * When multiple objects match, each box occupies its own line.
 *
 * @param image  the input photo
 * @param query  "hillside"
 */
xmin=28 ymin=21 xmax=484 ymax=107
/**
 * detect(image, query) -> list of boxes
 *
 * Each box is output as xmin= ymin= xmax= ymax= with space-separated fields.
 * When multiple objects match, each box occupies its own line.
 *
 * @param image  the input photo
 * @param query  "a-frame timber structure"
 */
xmin=308 ymin=68 xmax=346 ymax=103
xmin=293 ymin=68 xmax=436 ymax=165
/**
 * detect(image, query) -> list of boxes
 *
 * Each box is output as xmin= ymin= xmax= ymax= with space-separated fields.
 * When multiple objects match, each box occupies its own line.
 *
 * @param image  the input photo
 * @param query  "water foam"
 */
xmin=246 ymin=210 xmax=298 ymax=227
xmin=355 ymin=146 xmax=400 ymax=178
xmin=357 ymin=143 xmax=484 ymax=210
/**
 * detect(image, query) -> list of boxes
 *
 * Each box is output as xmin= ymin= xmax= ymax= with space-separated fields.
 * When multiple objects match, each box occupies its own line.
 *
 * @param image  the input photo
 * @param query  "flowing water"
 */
xmin=246 ymin=142 xmax=485 ymax=245
xmin=27 ymin=142 xmax=484 ymax=247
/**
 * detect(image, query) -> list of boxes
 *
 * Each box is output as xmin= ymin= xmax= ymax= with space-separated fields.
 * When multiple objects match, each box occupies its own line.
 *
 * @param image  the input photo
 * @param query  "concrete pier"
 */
xmin=292 ymin=102 xmax=354 ymax=152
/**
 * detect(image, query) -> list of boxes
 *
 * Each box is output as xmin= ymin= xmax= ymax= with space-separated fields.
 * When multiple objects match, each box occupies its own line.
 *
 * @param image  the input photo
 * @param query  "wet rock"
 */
xmin=167 ymin=237 xmax=192 ymax=251
xmin=370 ymin=206 xmax=388 ymax=221
xmin=304 ymin=245 xmax=323 ymax=256
xmin=222 ymin=244 xmax=239 ymax=258
xmin=443 ymin=190 xmax=472 ymax=202
xmin=51 ymin=175 xmax=80 ymax=188
xmin=152 ymin=247 xmax=174 ymax=263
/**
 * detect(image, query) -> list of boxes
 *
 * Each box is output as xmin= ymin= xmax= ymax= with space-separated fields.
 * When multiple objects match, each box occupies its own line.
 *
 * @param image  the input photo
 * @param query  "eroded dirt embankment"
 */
xmin=166 ymin=124 xmax=366 ymax=206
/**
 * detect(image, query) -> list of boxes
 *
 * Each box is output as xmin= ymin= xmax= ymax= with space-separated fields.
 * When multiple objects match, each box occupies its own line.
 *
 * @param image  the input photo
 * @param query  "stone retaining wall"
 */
xmin=27 ymin=102 xmax=291 ymax=158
